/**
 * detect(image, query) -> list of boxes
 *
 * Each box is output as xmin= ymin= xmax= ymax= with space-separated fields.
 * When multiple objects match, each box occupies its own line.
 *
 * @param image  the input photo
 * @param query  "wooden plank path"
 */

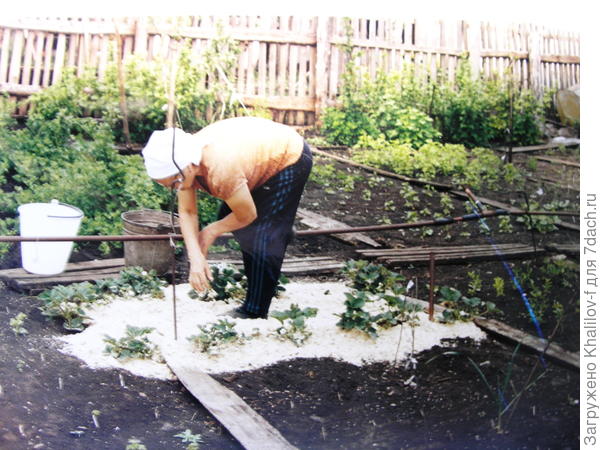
xmin=164 ymin=354 xmax=298 ymax=450
xmin=296 ymin=208 xmax=381 ymax=247
xmin=0 ymin=258 xmax=124 ymax=293
xmin=210 ymin=256 xmax=344 ymax=276
xmin=0 ymin=256 xmax=344 ymax=293
xmin=356 ymin=243 xmax=545 ymax=266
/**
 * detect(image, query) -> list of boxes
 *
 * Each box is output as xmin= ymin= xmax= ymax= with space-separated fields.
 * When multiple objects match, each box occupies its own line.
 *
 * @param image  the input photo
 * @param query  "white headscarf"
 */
xmin=142 ymin=128 xmax=202 ymax=179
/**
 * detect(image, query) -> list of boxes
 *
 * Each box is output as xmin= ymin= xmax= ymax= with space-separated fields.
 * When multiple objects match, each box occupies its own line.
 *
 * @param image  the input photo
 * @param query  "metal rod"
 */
xmin=0 ymin=208 xmax=578 ymax=243
xmin=170 ymin=237 xmax=178 ymax=341
xmin=428 ymin=252 xmax=435 ymax=322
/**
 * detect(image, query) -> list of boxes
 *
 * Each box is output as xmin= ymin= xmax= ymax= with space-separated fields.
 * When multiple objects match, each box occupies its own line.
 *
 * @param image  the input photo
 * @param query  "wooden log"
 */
xmin=493 ymin=142 xmax=579 ymax=153
xmin=474 ymin=317 xmax=579 ymax=369
xmin=164 ymin=354 xmax=298 ymax=450
xmin=534 ymin=156 xmax=579 ymax=168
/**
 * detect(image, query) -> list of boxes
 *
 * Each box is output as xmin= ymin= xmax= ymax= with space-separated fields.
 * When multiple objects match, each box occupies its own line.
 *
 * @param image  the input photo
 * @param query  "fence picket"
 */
xmin=0 ymin=16 xmax=579 ymax=126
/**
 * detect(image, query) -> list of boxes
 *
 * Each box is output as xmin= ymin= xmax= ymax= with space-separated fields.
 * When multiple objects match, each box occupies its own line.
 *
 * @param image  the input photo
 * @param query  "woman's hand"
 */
xmin=188 ymin=256 xmax=213 ymax=292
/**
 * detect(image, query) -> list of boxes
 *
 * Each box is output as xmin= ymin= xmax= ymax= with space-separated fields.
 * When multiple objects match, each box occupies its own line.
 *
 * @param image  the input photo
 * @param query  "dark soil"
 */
xmin=0 ymin=144 xmax=580 ymax=449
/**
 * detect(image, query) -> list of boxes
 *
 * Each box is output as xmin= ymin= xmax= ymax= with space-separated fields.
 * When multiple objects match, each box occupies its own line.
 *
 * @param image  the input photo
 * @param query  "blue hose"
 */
xmin=466 ymin=201 xmax=547 ymax=368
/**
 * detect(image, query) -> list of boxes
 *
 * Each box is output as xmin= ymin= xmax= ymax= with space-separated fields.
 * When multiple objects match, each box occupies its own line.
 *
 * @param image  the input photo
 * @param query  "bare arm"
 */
xmin=178 ymin=184 xmax=257 ymax=291
xmin=177 ymin=187 xmax=213 ymax=291
xmin=198 ymin=184 xmax=257 ymax=254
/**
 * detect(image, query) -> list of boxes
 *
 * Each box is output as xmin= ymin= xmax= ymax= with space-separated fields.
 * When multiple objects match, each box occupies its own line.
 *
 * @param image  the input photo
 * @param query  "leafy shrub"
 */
xmin=321 ymin=75 xmax=440 ymax=148
xmin=323 ymin=37 xmax=547 ymax=149
xmin=336 ymin=290 xmax=380 ymax=338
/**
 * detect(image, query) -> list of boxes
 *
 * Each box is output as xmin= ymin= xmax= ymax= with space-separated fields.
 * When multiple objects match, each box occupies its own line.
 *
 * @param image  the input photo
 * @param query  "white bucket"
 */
xmin=18 ymin=200 xmax=84 ymax=275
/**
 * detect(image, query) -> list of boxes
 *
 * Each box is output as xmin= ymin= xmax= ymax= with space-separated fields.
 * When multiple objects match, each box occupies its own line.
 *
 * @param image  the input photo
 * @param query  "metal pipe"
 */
xmin=0 ymin=208 xmax=578 ymax=243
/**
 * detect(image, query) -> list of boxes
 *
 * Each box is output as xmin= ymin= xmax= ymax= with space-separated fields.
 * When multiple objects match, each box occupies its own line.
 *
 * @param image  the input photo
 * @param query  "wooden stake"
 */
xmin=114 ymin=20 xmax=132 ymax=149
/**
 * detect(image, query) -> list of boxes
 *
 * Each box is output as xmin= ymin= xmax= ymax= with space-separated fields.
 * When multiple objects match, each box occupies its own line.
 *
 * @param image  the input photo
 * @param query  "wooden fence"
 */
xmin=0 ymin=16 xmax=580 ymax=127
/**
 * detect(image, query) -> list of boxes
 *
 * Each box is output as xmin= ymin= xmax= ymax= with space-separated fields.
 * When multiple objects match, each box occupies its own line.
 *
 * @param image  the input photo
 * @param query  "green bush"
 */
xmin=322 ymin=36 xmax=547 ymax=149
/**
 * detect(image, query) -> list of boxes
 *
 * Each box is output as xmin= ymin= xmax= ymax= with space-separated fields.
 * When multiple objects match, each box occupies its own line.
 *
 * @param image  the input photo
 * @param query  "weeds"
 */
xmin=427 ymin=344 xmax=546 ymax=433
xmin=174 ymin=429 xmax=204 ymax=449
xmin=9 ymin=312 xmax=28 ymax=336
xmin=126 ymin=439 xmax=147 ymax=450
xmin=493 ymin=277 xmax=505 ymax=297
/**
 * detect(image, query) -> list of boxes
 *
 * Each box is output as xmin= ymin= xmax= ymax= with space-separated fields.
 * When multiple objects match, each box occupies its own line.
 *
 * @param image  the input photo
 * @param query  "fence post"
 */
xmin=528 ymin=26 xmax=542 ymax=95
xmin=465 ymin=20 xmax=481 ymax=78
xmin=134 ymin=16 xmax=148 ymax=58
xmin=314 ymin=16 xmax=331 ymax=126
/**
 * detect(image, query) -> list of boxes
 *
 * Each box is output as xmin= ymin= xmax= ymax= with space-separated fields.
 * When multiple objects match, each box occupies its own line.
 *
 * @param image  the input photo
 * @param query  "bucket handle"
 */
xmin=47 ymin=200 xmax=84 ymax=219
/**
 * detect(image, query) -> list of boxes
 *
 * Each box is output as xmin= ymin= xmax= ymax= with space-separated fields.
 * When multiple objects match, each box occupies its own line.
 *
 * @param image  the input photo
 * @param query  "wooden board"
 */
xmin=0 ymin=258 xmax=125 ymax=293
xmin=163 ymin=354 xmax=297 ymax=450
xmin=401 ymin=295 xmax=579 ymax=370
xmin=494 ymin=142 xmax=579 ymax=153
xmin=474 ymin=317 xmax=579 ymax=369
xmin=356 ymin=243 xmax=545 ymax=266
xmin=0 ymin=255 xmax=343 ymax=294
xmin=210 ymin=256 xmax=344 ymax=276
xmin=296 ymin=208 xmax=381 ymax=247
xmin=534 ymin=156 xmax=580 ymax=168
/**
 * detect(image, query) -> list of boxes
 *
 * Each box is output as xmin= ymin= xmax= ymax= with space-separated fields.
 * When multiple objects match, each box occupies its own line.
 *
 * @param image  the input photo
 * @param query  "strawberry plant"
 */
xmin=336 ymin=291 xmax=380 ymax=338
xmin=271 ymin=304 xmax=318 ymax=346
xmin=189 ymin=264 xmax=288 ymax=301
xmin=437 ymin=286 xmax=501 ymax=323
xmin=103 ymin=325 xmax=158 ymax=360
xmin=341 ymin=260 xmax=406 ymax=294
xmin=187 ymin=319 xmax=246 ymax=354
xmin=38 ymin=267 xmax=166 ymax=331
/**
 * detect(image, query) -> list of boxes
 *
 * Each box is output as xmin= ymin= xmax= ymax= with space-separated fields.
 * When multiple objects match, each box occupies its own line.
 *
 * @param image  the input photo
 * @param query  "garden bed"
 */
xmin=0 ymin=144 xmax=580 ymax=449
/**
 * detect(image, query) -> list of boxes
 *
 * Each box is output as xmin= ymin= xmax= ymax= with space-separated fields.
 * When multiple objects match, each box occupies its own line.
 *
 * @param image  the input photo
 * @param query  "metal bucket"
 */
xmin=121 ymin=209 xmax=180 ymax=275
